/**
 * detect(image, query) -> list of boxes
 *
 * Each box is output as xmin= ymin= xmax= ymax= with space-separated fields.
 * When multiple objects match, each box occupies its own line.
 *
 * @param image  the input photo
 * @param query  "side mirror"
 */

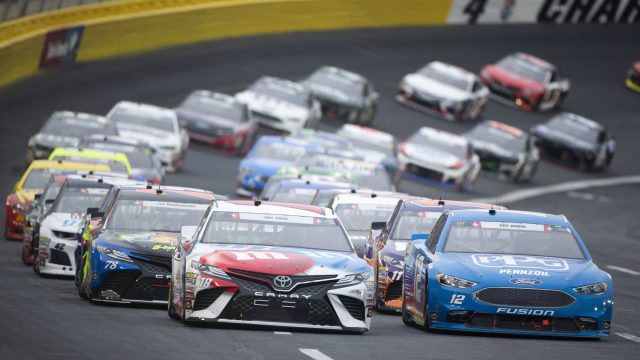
xmin=371 ymin=222 xmax=386 ymax=231
xmin=411 ymin=233 xmax=429 ymax=242
xmin=86 ymin=208 xmax=104 ymax=219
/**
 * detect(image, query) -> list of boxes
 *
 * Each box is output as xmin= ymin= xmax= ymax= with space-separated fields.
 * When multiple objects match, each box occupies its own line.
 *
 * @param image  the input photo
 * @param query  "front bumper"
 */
xmin=426 ymin=285 xmax=612 ymax=337
xmin=398 ymin=154 xmax=470 ymax=190
xmin=396 ymin=91 xmax=461 ymax=121
xmin=38 ymin=237 xmax=77 ymax=276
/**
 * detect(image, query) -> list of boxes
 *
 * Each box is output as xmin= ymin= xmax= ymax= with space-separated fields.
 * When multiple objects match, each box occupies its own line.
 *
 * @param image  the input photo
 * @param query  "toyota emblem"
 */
xmin=273 ymin=275 xmax=293 ymax=290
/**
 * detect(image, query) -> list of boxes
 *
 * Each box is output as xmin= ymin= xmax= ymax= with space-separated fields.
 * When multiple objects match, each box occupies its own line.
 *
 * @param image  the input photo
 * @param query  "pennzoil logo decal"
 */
xmin=471 ymin=254 xmax=569 ymax=271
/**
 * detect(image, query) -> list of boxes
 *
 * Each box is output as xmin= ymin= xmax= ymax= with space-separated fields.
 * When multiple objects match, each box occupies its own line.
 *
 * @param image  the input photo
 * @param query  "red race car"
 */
xmin=480 ymin=52 xmax=570 ymax=111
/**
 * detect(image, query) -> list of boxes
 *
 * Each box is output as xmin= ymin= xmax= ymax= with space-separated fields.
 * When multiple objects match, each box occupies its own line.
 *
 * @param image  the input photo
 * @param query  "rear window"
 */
xmin=201 ymin=211 xmax=351 ymax=252
xmin=443 ymin=221 xmax=584 ymax=259
xmin=52 ymin=187 xmax=109 ymax=214
xmin=335 ymin=203 xmax=396 ymax=232
xmin=107 ymin=200 xmax=209 ymax=233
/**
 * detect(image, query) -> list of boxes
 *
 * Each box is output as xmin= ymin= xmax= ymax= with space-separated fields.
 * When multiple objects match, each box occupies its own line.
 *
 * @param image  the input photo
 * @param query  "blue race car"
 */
xmin=365 ymin=199 xmax=501 ymax=312
xmin=236 ymin=136 xmax=323 ymax=197
xmin=403 ymin=208 xmax=613 ymax=338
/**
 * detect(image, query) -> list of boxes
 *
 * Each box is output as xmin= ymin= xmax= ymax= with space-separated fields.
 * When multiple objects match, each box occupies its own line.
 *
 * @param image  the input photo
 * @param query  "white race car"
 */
xmin=169 ymin=201 xmax=373 ymax=333
xmin=398 ymin=127 xmax=481 ymax=191
xmin=106 ymin=101 xmax=189 ymax=172
xmin=34 ymin=177 xmax=112 ymax=276
xmin=397 ymin=61 xmax=489 ymax=122
xmin=235 ymin=76 xmax=321 ymax=133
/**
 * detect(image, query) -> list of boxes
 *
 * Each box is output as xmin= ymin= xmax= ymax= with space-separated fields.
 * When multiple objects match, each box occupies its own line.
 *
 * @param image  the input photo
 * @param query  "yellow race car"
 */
xmin=5 ymin=160 xmax=110 ymax=240
xmin=48 ymin=147 xmax=132 ymax=175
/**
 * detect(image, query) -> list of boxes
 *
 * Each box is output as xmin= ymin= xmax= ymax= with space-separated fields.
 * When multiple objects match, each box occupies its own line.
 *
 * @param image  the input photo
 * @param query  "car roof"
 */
xmin=425 ymin=61 xmax=476 ymax=82
xmin=338 ymin=124 xmax=395 ymax=145
xmin=110 ymin=101 xmax=176 ymax=118
xmin=551 ymin=112 xmax=604 ymax=131
xmin=481 ymin=120 xmax=526 ymax=138
xmin=331 ymin=193 xmax=407 ymax=206
xmin=447 ymin=208 xmax=569 ymax=226
xmin=278 ymin=179 xmax=353 ymax=190
xmin=401 ymin=199 xmax=505 ymax=212
xmin=254 ymin=76 xmax=309 ymax=94
xmin=218 ymin=200 xmax=334 ymax=217
xmin=48 ymin=111 xmax=107 ymax=125
xmin=116 ymin=186 xmax=217 ymax=203
xmin=28 ymin=160 xmax=112 ymax=171
xmin=512 ymin=52 xmax=554 ymax=70
xmin=63 ymin=177 xmax=115 ymax=189
xmin=414 ymin=127 xmax=469 ymax=147
xmin=317 ymin=65 xmax=367 ymax=83
xmin=49 ymin=147 xmax=128 ymax=161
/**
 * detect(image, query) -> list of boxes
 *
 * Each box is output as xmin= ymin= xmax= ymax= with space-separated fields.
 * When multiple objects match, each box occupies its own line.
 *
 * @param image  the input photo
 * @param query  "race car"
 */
xmin=267 ymin=179 xmax=354 ymax=204
xmin=335 ymin=124 xmax=399 ymax=179
xmin=26 ymin=111 xmax=116 ymax=163
xmin=106 ymin=101 xmax=189 ymax=172
xmin=33 ymin=177 xmax=113 ymax=276
xmin=175 ymin=90 xmax=258 ymax=154
xmin=78 ymin=186 xmax=217 ymax=303
xmin=168 ymin=200 xmax=373 ymax=333
xmin=366 ymin=199 xmax=503 ymax=312
xmin=48 ymin=147 xmax=132 ymax=176
xmin=301 ymin=65 xmax=378 ymax=124
xmin=397 ymin=61 xmax=489 ymax=122
xmin=4 ymin=160 xmax=110 ymax=240
xmin=531 ymin=112 xmax=615 ymax=171
xmin=402 ymin=208 xmax=613 ymax=338
xmin=398 ymin=127 xmax=481 ymax=191
xmin=236 ymin=136 xmax=323 ymax=197
xmin=329 ymin=193 xmax=411 ymax=258
xmin=79 ymin=135 xmax=164 ymax=184
xmin=463 ymin=120 xmax=539 ymax=183
xmin=235 ymin=76 xmax=322 ymax=133
xmin=22 ymin=174 xmax=68 ymax=265
xmin=480 ymin=52 xmax=570 ymax=111
xmin=626 ymin=61 xmax=640 ymax=92
xmin=290 ymin=129 xmax=353 ymax=151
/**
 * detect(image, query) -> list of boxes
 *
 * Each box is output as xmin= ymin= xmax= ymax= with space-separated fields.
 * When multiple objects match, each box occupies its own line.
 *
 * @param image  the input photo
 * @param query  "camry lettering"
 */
xmin=497 ymin=308 xmax=555 ymax=316
xmin=254 ymin=291 xmax=311 ymax=299
xmin=472 ymin=254 xmax=569 ymax=271
xmin=231 ymin=251 xmax=289 ymax=261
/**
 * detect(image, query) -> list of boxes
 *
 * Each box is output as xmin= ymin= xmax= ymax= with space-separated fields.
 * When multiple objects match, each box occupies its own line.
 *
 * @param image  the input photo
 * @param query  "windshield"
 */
xmin=443 ymin=221 xmax=585 ymax=259
xmin=308 ymin=72 xmax=364 ymax=98
xmin=271 ymin=188 xmax=317 ymax=204
xmin=107 ymin=200 xmax=209 ymax=232
xmin=391 ymin=211 xmax=441 ymax=240
xmin=182 ymin=95 xmax=248 ymax=122
xmin=547 ymin=116 xmax=599 ymax=145
xmin=418 ymin=65 xmax=470 ymax=91
xmin=350 ymin=138 xmax=395 ymax=157
xmin=42 ymin=114 xmax=112 ymax=137
xmin=110 ymin=110 xmax=176 ymax=133
xmin=335 ymin=203 xmax=396 ymax=232
xmin=23 ymin=169 xmax=52 ymax=189
xmin=81 ymin=142 xmax=155 ymax=168
xmin=52 ymin=187 xmax=109 ymax=213
xmin=467 ymin=124 xmax=527 ymax=152
xmin=43 ymin=183 xmax=63 ymax=203
xmin=409 ymin=131 xmax=467 ymax=158
xmin=497 ymin=55 xmax=548 ymax=83
xmin=201 ymin=211 xmax=351 ymax=252
xmin=250 ymin=81 xmax=310 ymax=107
xmin=353 ymin=174 xmax=393 ymax=191
xmin=253 ymin=142 xmax=306 ymax=162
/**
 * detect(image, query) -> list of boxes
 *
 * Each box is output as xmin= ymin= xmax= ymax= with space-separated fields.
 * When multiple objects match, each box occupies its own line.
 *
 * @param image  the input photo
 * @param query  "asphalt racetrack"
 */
xmin=1 ymin=24 xmax=639 ymax=359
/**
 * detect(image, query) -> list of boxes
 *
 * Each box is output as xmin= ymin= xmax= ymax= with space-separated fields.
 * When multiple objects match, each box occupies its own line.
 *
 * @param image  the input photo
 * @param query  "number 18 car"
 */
xmin=402 ymin=209 xmax=613 ymax=337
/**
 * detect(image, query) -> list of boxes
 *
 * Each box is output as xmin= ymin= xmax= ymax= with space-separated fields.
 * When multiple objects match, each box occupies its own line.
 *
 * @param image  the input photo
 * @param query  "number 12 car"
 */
xmin=403 ymin=209 xmax=613 ymax=338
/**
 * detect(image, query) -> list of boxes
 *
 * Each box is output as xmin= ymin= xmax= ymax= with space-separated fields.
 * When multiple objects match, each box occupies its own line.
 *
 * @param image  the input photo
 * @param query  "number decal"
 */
xmin=391 ymin=271 xmax=404 ymax=281
xmin=450 ymin=294 xmax=465 ymax=305
xmin=105 ymin=260 xmax=119 ymax=270
xmin=54 ymin=243 xmax=65 ymax=251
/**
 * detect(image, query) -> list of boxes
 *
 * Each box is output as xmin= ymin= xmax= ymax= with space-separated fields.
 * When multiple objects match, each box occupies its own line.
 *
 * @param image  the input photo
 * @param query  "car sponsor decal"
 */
xmin=497 ymin=308 xmax=555 ymax=316
xmin=200 ymin=250 xmax=315 ymax=275
xmin=499 ymin=268 xmax=550 ymax=276
xmin=510 ymin=278 xmax=543 ymax=285
xmin=184 ymin=292 xmax=194 ymax=300
xmin=472 ymin=221 xmax=570 ymax=232
xmin=472 ymin=254 xmax=569 ymax=271
xmin=134 ymin=201 xmax=209 ymax=210
xmin=185 ymin=272 xmax=197 ymax=279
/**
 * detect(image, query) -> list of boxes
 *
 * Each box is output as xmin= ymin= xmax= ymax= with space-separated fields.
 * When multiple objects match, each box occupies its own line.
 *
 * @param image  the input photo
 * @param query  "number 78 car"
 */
xmin=169 ymin=201 xmax=373 ymax=333
xmin=402 ymin=209 xmax=613 ymax=338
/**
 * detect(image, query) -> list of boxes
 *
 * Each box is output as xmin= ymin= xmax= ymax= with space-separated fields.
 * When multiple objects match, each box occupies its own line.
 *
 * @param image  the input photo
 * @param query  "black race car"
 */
xmin=532 ymin=113 xmax=615 ymax=171
xmin=302 ymin=66 xmax=378 ymax=124
xmin=464 ymin=120 xmax=539 ymax=183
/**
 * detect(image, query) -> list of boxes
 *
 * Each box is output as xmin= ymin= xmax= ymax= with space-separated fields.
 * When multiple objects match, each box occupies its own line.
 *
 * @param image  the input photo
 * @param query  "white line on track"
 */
xmin=616 ymin=332 xmax=640 ymax=343
xmin=273 ymin=331 xmax=292 ymax=335
xmin=470 ymin=175 xmax=640 ymax=204
xmin=300 ymin=348 xmax=334 ymax=360
xmin=606 ymin=265 xmax=640 ymax=276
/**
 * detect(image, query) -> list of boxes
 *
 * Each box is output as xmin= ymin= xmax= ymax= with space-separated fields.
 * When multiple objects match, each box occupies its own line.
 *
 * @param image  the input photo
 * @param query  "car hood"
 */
xmin=404 ymin=73 xmax=469 ymax=102
xmin=437 ymin=253 xmax=605 ymax=288
xmin=236 ymin=91 xmax=309 ymax=119
xmin=467 ymin=137 xmax=519 ymax=160
xmin=306 ymin=82 xmax=360 ymax=107
xmin=177 ymin=108 xmax=242 ymax=132
xmin=31 ymin=133 xmax=80 ymax=148
xmin=41 ymin=212 xmax=84 ymax=232
xmin=485 ymin=65 xmax=545 ymax=91
xmin=97 ymin=230 xmax=178 ymax=256
xmin=191 ymin=243 xmax=368 ymax=276
xmin=404 ymin=142 xmax=461 ymax=168
xmin=116 ymin=123 xmax=179 ymax=147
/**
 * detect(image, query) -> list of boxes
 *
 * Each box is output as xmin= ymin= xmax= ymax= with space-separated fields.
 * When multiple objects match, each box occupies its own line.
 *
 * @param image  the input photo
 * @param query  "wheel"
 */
xmin=401 ymin=291 xmax=413 ymax=326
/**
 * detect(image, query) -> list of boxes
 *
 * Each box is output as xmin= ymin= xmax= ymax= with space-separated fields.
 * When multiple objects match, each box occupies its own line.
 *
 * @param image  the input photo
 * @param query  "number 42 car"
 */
xmin=402 ymin=209 xmax=613 ymax=338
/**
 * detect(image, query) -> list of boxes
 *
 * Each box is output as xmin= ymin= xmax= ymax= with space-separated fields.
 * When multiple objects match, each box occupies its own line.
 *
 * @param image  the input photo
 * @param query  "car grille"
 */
xmin=49 ymin=249 xmax=71 ymax=266
xmin=193 ymin=288 xmax=226 ymax=311
xmin=130 ymin=252 xmax=172 ymax=272
xmin=475 ymin=288 xmax=575 ymax=308
xmin=227 ymin=268 xmax=337 ymax=292
xmin=99 ymin=270 xmax=140 ymax=295
xmin=490 ymin=81 xmax=518 ymax=100
xmin=337 ymin=295 xmax=365 ymax=321
xmin=385 ymin=281 xmax=402 ymax=301
xmin=467 ymin=313 xmax=580 ymax=333
xmin=410 ymin=92 xmax=441 ymax=111
xmin=405 ymin=163 xmax=443 ymax=182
